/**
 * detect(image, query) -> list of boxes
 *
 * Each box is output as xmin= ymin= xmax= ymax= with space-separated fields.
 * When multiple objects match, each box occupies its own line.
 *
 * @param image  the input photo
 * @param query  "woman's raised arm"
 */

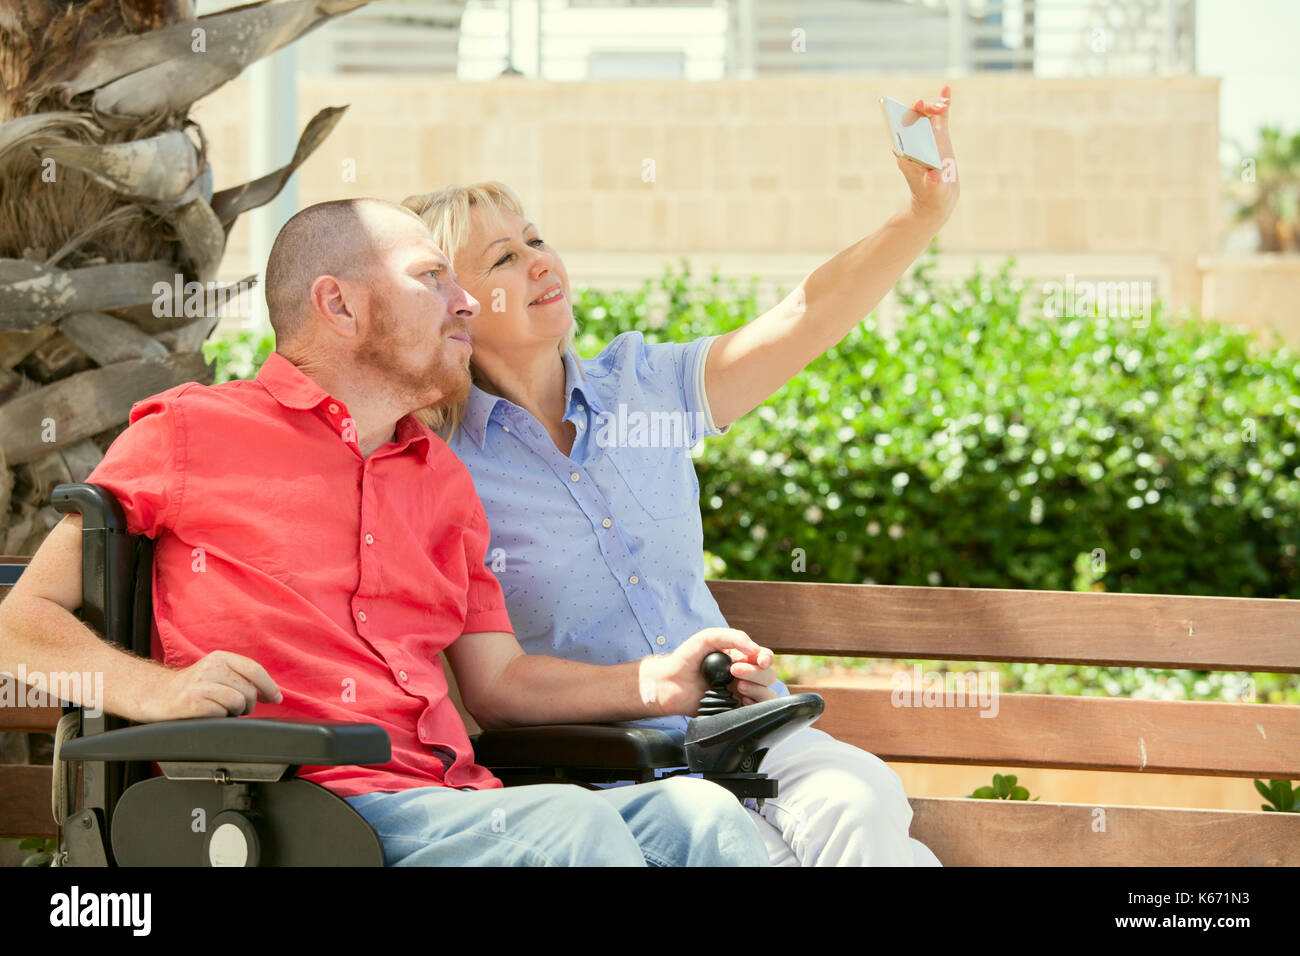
xmin=704 ymin=85 xmax=959 ymax=430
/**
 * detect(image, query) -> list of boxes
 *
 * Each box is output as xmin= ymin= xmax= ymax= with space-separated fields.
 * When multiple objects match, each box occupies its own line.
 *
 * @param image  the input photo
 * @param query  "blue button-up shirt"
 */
xmin=449 ymin=330 xmax=789 ymax=735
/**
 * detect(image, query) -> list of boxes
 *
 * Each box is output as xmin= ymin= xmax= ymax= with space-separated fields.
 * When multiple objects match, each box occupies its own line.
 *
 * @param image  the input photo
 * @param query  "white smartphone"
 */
xmin=879 ymin=95 xmax=943 ymax=171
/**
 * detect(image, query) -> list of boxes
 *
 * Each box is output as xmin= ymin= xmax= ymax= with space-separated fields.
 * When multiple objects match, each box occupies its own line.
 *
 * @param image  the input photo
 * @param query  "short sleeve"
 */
xmin=461 ymin=497 xmax=514 ymax=635
xmin=628 ymin=332 xmax=732 ymax=447
xmin=83 ymin=395 xmax=183 ymax=539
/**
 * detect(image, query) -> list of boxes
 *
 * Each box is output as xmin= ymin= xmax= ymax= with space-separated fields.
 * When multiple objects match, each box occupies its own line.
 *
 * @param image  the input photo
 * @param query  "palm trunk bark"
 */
xmin=0 ymin=0 xmax=374 ymax=555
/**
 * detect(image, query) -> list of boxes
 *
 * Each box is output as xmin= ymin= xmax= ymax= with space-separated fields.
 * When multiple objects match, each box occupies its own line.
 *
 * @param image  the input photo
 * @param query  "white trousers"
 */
xmin=742 ymin=726 xmax=943 ymax=866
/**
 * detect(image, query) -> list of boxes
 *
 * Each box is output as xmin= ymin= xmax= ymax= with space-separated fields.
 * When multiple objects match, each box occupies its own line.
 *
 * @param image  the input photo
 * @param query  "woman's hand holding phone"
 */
xmin=895 ymin=84 xmax=959 ymax=231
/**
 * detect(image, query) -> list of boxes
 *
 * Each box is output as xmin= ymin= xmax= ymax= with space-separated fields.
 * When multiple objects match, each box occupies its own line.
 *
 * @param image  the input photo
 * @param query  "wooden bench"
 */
xmin=4 ymin=558 xmax=1298 ymax=865
xmin=710 ymin=579 xmax=1300 ymax=866
xmin=1 ymin=556 xmax=62 ymax=849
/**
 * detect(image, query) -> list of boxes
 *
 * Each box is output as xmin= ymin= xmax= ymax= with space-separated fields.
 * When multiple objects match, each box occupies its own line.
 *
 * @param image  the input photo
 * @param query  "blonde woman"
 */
xmin=404 ymin=87 xmax=957 ymax=865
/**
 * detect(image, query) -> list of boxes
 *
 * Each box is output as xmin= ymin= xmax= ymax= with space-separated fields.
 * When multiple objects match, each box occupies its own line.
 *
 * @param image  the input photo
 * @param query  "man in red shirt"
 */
xmin=0 ymin=199 xmax=772 ymax=866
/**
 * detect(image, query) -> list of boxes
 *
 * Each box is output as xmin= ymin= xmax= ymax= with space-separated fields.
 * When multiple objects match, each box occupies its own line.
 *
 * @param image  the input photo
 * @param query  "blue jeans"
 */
xmin=344 ymin=776 xmax=770 ymax=866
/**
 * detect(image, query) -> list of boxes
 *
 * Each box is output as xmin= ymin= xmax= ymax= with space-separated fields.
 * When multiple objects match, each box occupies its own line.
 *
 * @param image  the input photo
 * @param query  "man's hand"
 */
xmin=727 ymin=649 xmax=779 ymax=706
xmin=638 ymin=627 xmax=774 ymax=717
xmin=134 ymin=651 xmax=282 ymax=722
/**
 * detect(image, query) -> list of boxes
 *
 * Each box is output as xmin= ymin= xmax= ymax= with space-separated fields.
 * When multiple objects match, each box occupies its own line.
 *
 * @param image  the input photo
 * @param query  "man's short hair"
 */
xmin=263 ymin=198 xmax=422 ymax=348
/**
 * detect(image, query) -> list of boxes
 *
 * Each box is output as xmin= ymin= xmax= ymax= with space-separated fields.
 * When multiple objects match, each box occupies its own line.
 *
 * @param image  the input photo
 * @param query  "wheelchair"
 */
xmin=47 ymin=482 xmax=823 ymax=866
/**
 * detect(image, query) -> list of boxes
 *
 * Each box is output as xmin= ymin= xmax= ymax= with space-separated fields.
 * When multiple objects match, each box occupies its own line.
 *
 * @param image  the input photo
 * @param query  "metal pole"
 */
xmin=1162 ymin=0 xmax=1176 ymax=74
xmin=535 ymin=0 xmax=544 ymax=79
xmin=739 ymin=0 xmax=756 ymax=78
xmin=948 ymin=0 xmax=969 ymax=75
xmin=247 ymin=43 xmax=299 ymax=333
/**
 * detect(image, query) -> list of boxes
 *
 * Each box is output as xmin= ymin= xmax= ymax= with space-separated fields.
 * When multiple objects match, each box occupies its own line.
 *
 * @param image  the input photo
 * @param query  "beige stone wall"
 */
xmin=193 ymin=73 xmax=1222 ymax=321
xmin=1199 ymin=254 xmax=1300 ymax=350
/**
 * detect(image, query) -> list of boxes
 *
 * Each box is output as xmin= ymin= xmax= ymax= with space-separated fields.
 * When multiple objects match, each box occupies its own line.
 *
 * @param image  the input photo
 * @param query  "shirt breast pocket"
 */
xmin=604 ymin=445 xmax=697 ymax=522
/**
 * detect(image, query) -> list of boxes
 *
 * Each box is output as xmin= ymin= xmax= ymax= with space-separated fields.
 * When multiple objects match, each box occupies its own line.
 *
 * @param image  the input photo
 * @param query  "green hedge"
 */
xmin=205 ymin=251 xmax=1300 ymax=702
xmin=572 ymin=252 xmax=1298 ymax=601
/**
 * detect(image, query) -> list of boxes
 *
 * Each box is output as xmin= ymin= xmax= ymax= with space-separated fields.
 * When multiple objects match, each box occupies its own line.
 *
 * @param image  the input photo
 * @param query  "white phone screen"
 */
xmin=879 ymin=96 xmax=943 ymax=171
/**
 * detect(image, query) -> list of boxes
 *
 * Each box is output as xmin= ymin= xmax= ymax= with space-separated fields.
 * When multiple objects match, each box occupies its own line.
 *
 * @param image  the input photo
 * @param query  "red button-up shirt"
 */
xmin=84 ymin=351 xmax=510 ymax=796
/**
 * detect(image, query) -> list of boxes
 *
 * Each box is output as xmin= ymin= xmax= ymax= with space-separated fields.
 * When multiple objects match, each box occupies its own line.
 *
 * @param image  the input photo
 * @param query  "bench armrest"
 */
xmin=58 ymin=717 xmax=391 ymax=766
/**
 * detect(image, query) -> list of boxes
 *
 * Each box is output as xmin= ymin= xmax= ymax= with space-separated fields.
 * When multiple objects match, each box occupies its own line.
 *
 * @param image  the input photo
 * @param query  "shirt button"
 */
xmin=570 ymin=472 xmax=580 ymax=482
xmin=357 ymin=610 xmax=367 ymax=622
xmin=629 ymin=574 xmax=639 ymax=585
xmin=577 ymin=404 xmax=585 ymax=411
xmin=365 ymin=533 xmax=374 ymax=545
xmin=602 ymin=518 xmax=612 ymax=528
xmin=399 ymin=670 xmax=408 ymax=682
xmin=576 ymin=421 xmax=584 ymax=429
xmin=503 ymin=426 xmax=510 ymax=433
xmin=655 ymin=635 xmax=666 ymax=646
xmin=328 ymin=403 xmax=339 ymax=414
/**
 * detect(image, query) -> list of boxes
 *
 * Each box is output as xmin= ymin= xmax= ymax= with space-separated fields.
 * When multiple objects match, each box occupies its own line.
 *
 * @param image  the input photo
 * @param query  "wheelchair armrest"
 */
xmin=58 ymin=717 xmax=391 ymax=766
xmin=472 ymin=724 xmax=685 ymax=773
xmin=59 ymin=719 xmax=392 ymax=866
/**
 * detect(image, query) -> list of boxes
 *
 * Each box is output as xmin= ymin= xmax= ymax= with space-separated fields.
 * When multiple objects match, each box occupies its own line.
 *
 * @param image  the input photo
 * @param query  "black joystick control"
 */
xmin=697 ymin=651 xmax=740 ymax=716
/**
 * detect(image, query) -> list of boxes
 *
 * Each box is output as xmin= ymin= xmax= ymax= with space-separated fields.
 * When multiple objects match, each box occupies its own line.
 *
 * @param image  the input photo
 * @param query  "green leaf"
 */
xmin=22 ymin=852 xmax=51 ymax=867
xmin=1010 ymin=786 xmax=1030 ymax=800
xmin=1255 ymin=779 xmax=1275 ymax=803
xmin=971 ymin=786 xmax=996 ymax=799
xmin=17 ymin=838 xmax=44 ymax=850
xmin=1271 ymin=780 xmax=1288 ymax=808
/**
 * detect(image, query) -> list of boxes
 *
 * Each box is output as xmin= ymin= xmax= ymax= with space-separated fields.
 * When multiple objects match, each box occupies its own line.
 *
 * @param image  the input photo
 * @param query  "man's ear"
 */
xmin=310 ymin=274 xmax=360 ymax=340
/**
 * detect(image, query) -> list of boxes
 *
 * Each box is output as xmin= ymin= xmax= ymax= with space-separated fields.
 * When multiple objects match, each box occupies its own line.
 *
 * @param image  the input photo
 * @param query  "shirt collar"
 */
xmin=256 ymin=351 xmax=435 ymax=464
xmin=561 ymin=347 xmax=602 ymax=419
xmin=461 ymin=384 xmax=501 ymax=452
xmin=461 ymin=349 xmax=599 ymax=451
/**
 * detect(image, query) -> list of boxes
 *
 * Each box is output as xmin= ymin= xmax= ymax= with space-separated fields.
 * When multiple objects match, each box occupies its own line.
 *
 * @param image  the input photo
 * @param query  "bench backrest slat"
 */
xmin=709 ymin=580 xmax=1300 ymax=672
xmin=794 ymin=685 xmax=1300 ymax=778
xmin=0 ymin=765 xmax=56 ymax=839
xmin=0 ymin=561 xmax=63 ymax=731
xmin=0 ymin=679 xmax=61 ymax=731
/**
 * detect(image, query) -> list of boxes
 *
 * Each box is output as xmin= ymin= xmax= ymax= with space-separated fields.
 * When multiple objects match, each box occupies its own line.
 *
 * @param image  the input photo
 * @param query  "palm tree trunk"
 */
xmin=0 ymin=0 xmax=376 ymax=555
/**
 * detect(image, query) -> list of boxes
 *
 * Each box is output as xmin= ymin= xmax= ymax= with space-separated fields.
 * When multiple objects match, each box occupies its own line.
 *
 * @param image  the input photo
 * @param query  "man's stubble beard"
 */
xmin=356 ymin=294 xmax=472 ymax=414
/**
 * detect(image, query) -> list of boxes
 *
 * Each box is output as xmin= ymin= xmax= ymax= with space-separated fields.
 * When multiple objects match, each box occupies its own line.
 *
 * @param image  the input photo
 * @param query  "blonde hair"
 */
xmin=400 ymin=181 xmax=580 ymax=438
